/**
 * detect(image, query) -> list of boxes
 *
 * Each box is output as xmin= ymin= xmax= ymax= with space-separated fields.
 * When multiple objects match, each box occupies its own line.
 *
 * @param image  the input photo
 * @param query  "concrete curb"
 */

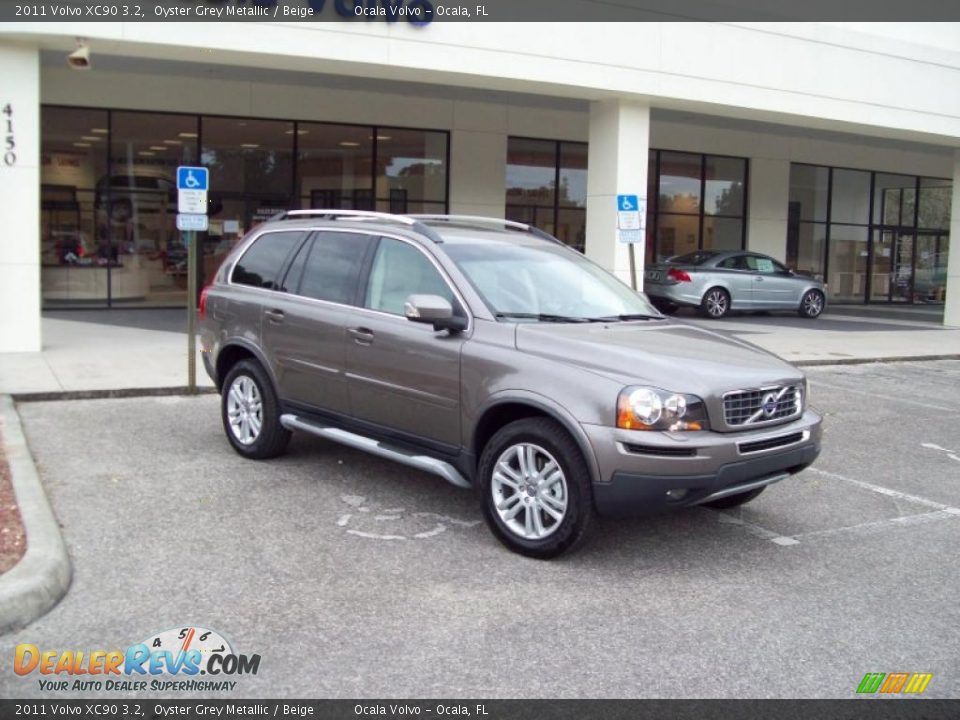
xmin=12 ymin=386 xmax=217 ymax=404
xmin=0 ymin=395 xmax=72 ymax=635
xmin=794 ymin=353 xmax=960 ymax=367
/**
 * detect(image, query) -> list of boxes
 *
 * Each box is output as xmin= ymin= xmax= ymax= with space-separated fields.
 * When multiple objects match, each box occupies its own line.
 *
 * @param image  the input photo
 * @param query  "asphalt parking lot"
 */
xmin=2 ymin=360 xmax=959 ymax=699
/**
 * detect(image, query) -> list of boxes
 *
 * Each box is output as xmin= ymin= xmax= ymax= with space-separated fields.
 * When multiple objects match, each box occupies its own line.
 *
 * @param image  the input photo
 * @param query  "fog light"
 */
xmin=666 ymin=489 xmax=688 ymax=501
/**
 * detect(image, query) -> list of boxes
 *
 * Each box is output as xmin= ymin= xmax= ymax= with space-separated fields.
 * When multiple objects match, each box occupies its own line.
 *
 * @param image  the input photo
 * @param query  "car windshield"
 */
xmin=443 ymin=241 xmax=661 ymax=322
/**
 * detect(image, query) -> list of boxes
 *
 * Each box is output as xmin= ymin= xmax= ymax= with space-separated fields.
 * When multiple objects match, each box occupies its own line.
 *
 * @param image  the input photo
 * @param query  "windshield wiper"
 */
xmin=495 ymin=312 xmax=600 ymax=323
xmin=589 ymin=313 xmax=663 ymax=322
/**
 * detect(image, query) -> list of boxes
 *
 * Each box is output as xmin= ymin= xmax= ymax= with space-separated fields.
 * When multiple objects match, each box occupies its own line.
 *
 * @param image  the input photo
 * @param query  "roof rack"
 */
xmin=408 ymin=214 xmax=564 ymax=245
xmin=269 ymin=209 xmax=445 ymax=244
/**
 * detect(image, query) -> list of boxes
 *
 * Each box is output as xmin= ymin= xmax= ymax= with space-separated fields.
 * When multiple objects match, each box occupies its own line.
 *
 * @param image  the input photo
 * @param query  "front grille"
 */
xmin=723 ymin=385 xmax=802 ymax=427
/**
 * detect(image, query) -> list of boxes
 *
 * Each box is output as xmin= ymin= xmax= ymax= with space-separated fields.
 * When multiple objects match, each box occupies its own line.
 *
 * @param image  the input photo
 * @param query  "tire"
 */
xmin=477 ymin=418 xmax=594 ymax=559
xmin=702 ymin=486 xmax=765 ymax=509
xmin=798 ymin=289 xmax=825 ymax=319
xmin=651 ymin=299 xmax=679 ymax=315
xmin=221 ymin=359 xmax=290 ymax=460
xmin=699 ymin=287 xmax=730 ymax=319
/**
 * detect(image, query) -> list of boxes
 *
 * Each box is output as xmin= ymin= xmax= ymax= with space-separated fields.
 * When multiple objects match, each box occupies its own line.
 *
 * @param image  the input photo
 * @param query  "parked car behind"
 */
xmin=644 ymin=250 xmax=826 ymax=319
xmin=200 ymin=212 xmax=822 ymax=558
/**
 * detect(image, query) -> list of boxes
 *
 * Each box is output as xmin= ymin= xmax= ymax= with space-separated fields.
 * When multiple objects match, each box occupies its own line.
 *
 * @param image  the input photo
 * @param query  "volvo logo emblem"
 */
xmin=761 ymin=392 xmax=779 ymax=418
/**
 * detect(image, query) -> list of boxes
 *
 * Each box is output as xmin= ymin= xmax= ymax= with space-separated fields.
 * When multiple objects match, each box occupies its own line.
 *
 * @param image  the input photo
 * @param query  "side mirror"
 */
xmin=404 ymin=294 xmax=467 ymax=333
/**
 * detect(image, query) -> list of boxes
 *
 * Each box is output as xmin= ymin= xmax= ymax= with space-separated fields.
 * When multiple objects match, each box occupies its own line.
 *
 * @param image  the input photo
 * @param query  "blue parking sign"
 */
xmin=177 ymin=166 xmax=208 ymax=192
xmin=617 ymin=194 xmax=638 ymax=212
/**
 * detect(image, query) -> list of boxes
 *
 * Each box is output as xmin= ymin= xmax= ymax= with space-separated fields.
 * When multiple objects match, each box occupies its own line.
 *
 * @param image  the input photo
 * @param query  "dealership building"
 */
xmin=0 ymin=18 xmax=958 ymax=352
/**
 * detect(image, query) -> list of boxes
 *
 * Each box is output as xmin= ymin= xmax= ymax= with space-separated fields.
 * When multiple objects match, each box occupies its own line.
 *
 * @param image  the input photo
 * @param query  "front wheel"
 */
xmin=798 ymin=289 xmax=825 ymax=318
xmin=221 ymin=359 xmax=290 ymax=460
xmin=700 ymin=287 xmax=730 ymax=319
xmin=478 ymin=418 xmax=594 ymax=559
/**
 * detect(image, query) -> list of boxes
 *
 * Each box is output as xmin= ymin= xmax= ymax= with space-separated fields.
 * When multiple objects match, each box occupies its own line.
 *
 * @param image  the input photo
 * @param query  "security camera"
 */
xmin=67 ymin=43 xmax=91 ymax=70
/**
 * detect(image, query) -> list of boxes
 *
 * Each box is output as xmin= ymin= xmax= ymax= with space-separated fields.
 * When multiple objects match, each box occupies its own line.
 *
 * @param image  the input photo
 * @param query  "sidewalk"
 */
xmin=0 ymin=307 xmax=958 ymax=396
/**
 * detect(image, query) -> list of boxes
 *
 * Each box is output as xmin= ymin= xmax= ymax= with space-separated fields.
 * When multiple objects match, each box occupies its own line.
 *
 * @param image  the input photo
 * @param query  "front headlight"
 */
xmin=616 ymin=386 xmax=708 ymax=431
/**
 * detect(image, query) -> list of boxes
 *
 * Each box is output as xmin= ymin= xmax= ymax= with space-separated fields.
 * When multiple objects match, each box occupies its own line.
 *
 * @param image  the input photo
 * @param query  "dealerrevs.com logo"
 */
xmin=14 ymin=626 xmax=261 ymax=693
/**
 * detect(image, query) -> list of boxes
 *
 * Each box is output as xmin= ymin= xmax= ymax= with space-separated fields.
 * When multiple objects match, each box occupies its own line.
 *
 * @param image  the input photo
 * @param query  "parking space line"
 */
xmin=807 ymin=467 xmax=960 ymax=514
xmin=785 ymin=510 xmax=958 ymax=541
xmin=809 ymin=379 xmax=960 ymax=414
xmin=705 ymin=466 xmax=960 ymax=548
xmin=708 ymin=508 xmax=799 ymax=546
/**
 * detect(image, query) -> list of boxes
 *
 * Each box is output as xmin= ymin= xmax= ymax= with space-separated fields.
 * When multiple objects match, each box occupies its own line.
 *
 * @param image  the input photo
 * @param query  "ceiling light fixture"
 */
xmin=178 ymin=132 xmax=199 ymax=139
xmin=73 ymin=142 xmax=91 ymax=148
xmin=339 ymin=141 xmax=360 ymax=148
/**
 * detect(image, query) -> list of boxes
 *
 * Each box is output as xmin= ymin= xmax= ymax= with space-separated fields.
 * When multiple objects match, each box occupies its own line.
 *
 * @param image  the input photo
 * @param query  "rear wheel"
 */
xmin=702 ymin=486 xmax=765 ymax=509
xmin=699 ymin=287 xmax=730 ymax=319
xmin=221 ymin=359 xmax=290 ymax=460
xmin=478 ymin=418 xmax=594 ymax=559
xmin=798 ymin=289 xmax=825 ymax=318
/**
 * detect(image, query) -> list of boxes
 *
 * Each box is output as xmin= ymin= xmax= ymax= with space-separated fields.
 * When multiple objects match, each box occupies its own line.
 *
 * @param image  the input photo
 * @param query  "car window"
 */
xmin=296 ymin=232 xmax=374 ymax=304
xmin=669 ymin=251 xmax=718 ymax=266
xmin=745 ymin=255 xmax=787 ymax=275
xmin=231 ymin=231 xmax=305 ymax=290
xmin=717 ymin=255 xmax=746 ymax=270
xmin=365 ymin=237 xmax=454 ymax=315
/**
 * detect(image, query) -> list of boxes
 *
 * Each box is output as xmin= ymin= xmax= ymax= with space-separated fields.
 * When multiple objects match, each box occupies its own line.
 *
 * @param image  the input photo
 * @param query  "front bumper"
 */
xmin=584 ymin=409 xmax=822 ymax=516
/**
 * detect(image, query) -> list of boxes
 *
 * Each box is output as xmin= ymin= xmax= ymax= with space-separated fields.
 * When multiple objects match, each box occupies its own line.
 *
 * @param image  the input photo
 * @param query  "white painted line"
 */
xmin=786 ymin=510 xmax=958 ymax=541
xmin=413 ymin=511 xmax=481 ymax=528
xmin=346 ymin=530 xmax=406 ymax=541
xmin=413 ymin=524 xmax=447 ymax=539
xmin=712 ymin=510 xmax=798 ymax=546
xmin=336 ymin=514 xmax=352 ymax=527
xmin=807 ymin=467 xmax=960 ymax=514
xmin=808 ymin=379 xmax=960 ymax=414
xmin=374 ymin=515 xmax=402 ymax=521
xmin=921 ymin=442 xmax=960 ymax=463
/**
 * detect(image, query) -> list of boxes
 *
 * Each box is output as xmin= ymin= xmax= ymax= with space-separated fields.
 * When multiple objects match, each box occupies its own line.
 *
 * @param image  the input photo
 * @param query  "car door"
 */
xmin=714 ymin=254 xmax=755 ymax=308
xmin=260 ymin=230 xmax=376 ymax=414
xmin=748 ymin=254 xmax=802 ymax=308
xmin=344 ymin=236 xmax=466 ymax=451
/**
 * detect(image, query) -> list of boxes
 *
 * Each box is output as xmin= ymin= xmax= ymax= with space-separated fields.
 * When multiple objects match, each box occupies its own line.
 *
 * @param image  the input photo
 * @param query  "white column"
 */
xmin=448 ymin=101 xmax=507 ymax=218
xmin=944 ymin=150 xmax=960 ymax=328
xmin=585 ymin=99 xmax=650 ymax=287
xmin=747 ymin=157 xmax=790 ymax=262
xmin=0 ymin=43 xmax=41 ymax=353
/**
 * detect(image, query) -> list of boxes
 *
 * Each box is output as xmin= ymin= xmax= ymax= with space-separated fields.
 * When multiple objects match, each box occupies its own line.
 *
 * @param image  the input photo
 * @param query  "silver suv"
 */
xmin=199 ymin=211 xmax=822 ymax=558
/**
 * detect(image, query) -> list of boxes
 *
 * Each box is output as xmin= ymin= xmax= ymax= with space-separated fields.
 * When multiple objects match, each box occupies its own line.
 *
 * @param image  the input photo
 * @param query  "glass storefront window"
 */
xmin=110 ymin=112 xmax=199 ymax=306
xmin=702 ymin=216 xmax=744 ymax=252
xmin=704 ymin=156 xmax=746 ymax=217
xmin=558 ymin=142 xmax=587 ymax=208
xmin=656 ymin=214 xmax=701 ymax=259
xmin=789 ymin=164 xmax=829 ymax=222
xmin=658 ymin=152 xmax=702 ymax=214
xmin=827 ymin=224 xmax=869 ymax=303
xmin=376 ymin=127 xmax=447 ymax=211
xmin=830 ymin=168 xmax=871 ymax=225
xmin=297 ymin=123 xmax=373 ymax=209
xmin=874 ymin=173 xmax=917 ymax=227
xmin=506 ymin=138 xmax=587 ymax=251
xmin=40 ymin=107 xmax=110 ymax=305
xmin=789 ymin=162 xmax=950 ymax=305
xmin=794 ymin=222 xmax=827 ymax=281
xmin=506 ymin=138 xmax=556 ymax=208
xmin=918 ymin=177 xmax=952 ymax=231
xmin=201 ymin=117 xmax=294 ymax=197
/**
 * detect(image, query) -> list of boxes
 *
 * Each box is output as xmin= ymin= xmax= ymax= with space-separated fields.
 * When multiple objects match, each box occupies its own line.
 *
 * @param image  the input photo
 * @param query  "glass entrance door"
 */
xmin=915 ymin=231 xmax=949 ymax=304
xmin=870 ymin=229 xmax=914 ymax=302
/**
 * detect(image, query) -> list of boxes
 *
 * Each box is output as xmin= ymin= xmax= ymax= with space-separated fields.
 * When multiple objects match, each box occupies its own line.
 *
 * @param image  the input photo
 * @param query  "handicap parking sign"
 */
xmin=617 ymin=194 xmax=638 ymax=212
xmin=177 ymin=166 xmax=208 ymax=191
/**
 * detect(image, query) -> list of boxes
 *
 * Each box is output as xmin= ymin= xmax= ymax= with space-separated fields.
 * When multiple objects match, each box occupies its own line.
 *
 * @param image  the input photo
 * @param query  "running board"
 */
xmin=279 ymin=414 xmax=471 ymax=489
xmin=695 ymin=472 xmax=790 ymax=505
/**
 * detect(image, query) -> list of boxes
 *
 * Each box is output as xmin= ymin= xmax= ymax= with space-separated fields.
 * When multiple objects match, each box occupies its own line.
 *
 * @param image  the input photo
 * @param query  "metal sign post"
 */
xmin=177 ymin=166 xmax=210 ymax=395
xmin=186 ymin=230 xmax=197 ymax=393
xmin=616 ymin=194 xmax=646 ymax=291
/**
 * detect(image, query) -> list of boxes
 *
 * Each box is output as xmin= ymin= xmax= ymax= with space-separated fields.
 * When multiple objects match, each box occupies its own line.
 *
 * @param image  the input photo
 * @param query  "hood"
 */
xmin=515 ymin=319 xmax=803 ymax=396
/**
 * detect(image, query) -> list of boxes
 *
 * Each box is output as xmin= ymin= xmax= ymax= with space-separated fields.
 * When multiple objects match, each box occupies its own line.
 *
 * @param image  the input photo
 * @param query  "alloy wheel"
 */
xmin=226 ymin=375 xmax=263 ymax=446
xmin=491 ymin=443 xmax=568 ymax=540
xmin=803 ymin=291 xmax=824 ymax=317
xmin=706 ymin=289 xmax=728 ymax=317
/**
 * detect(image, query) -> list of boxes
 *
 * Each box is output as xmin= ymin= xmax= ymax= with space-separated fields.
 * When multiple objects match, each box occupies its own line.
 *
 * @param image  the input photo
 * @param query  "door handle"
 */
xmin=755 ymin=277 xmax=764 ymax=282
xmin=265 ymin=308 xmax=285 ymax=323
xmin=348 ymin=327 xmax=374 ymax=345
